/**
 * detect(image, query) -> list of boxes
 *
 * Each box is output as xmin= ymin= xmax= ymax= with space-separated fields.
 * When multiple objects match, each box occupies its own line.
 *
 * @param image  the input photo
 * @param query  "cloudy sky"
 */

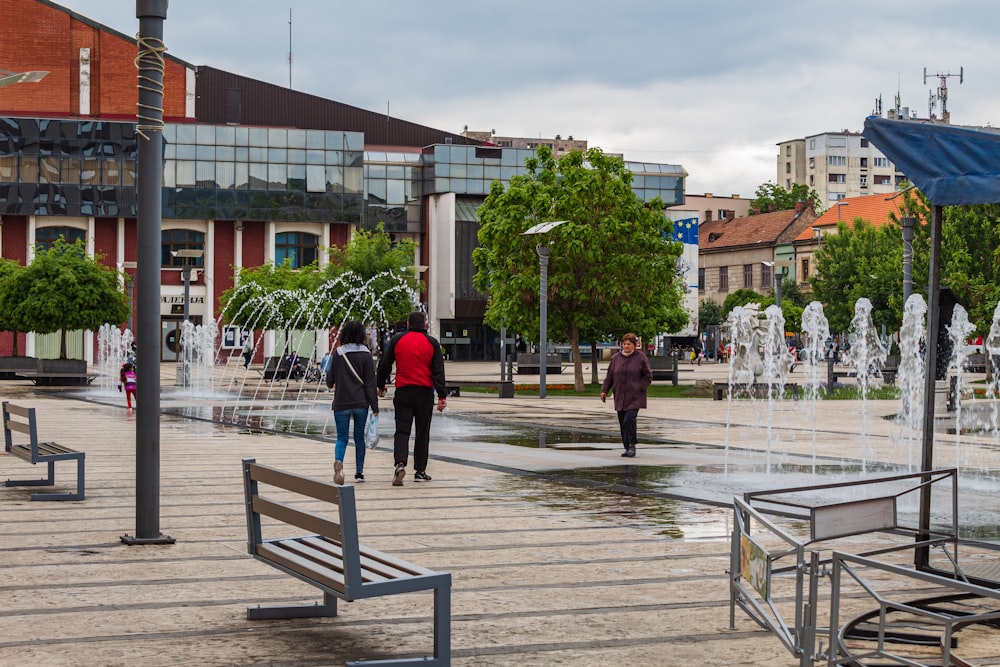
xmin=52 ymin=0 xmax=1000 ymax=198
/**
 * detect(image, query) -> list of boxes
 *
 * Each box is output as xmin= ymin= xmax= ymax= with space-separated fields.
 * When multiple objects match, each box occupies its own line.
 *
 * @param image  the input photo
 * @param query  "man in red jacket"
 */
xmin=377 ymin=311 xmax=447 ymax=486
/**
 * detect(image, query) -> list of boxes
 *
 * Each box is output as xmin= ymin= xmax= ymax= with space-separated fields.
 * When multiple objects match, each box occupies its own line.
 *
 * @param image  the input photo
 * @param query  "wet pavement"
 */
xmin=2 ymin=359 xmax=1000 ymax=665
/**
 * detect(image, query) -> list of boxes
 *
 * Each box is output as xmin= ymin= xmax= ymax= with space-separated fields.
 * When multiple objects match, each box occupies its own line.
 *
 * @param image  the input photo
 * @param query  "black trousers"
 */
xmin=392 ymin=386 xmax=435 ymax=471
xmin=617 ymin=408 xmax=639 ymax=448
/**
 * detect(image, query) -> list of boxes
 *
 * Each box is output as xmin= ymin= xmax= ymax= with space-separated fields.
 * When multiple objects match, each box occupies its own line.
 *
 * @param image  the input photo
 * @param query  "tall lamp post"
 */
xmin=522 ymin=220 xmax=568 ymax=399
xmin=170 ymin=248 xmax=203 ymax=387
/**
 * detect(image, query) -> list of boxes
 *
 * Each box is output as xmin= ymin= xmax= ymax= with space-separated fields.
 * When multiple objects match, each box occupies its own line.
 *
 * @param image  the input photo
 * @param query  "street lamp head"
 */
xmin=522 ymin=220 xmax=569 ymax=236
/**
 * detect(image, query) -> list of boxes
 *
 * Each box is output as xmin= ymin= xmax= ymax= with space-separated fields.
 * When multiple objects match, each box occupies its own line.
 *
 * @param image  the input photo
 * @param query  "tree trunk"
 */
xmin=570 ymin=323 xmax=585 ymax=392
xmin=60 ymin=329 xmax=67 ymax=360
xmin=590 ymin=341 xmax=600 ymax=385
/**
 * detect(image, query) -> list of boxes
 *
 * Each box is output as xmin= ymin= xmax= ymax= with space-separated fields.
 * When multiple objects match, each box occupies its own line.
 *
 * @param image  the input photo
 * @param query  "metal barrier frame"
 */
xmin=728 ymin=469 xmax=981 ymax=667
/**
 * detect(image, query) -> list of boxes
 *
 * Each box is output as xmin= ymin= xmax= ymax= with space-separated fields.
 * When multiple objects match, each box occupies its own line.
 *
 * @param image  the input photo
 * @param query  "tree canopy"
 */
xmin=749 ymin=182 xmax=821 ymax=215
xmin=0 ymin=239 xmax=129 ymax=358
xmin=473 ymin=146 xmax=687 ymax=391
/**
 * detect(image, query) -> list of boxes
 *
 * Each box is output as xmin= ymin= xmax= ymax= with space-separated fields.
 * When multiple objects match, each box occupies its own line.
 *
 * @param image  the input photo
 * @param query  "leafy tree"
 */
xmin=698 ymin=298 xmax=724 ymax=329
xmin=0 ymin=258 xmax=23 ymax=356
xmin=939 ymin=203 xmax=1000 ymax=334
xmin=0 ymin=239 xmax=129 ymax=359
xmin=780 ymin=276 xmax=809 ymax=308
xmin=473 ymin=146 xmax=687 ymax=391
xmin=721 ymin=288 xmax=764 ymax=317
xmin=749 ymin=182 xmax=821 ymax=215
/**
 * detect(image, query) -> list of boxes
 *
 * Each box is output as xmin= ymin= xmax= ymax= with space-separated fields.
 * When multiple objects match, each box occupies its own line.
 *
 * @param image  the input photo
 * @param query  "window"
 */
xmin=35 ymin=226 xmax=86 ymax=250
xmin=873 ymin=157 xmax=890 ymax=168
xmin=743 ymin=264 xmax=753 ymax=288
xmin=698 ymin=267 xmax=705 ymax=291
xmin=801 ymin=258 xmax=810 ymax=280
xmin=761 ymin=262 xmax=772 ymax=288
xmin=719 ymin=266 xmax=729 ymax=292
xmin=809 ymin=157 xmax=815 ymax=169
xmin=809 ymin=175 xmax=815 ymax=186
xmin=859 ymin=175 xmax=868 ymax=187
xmin=785 ymin=162 xmax=791 ymax=173
xmin=275 ymin=231 xmax=318 ymax=268
xmin=785 ymin=145 xmax=791 ymax=156
xmin=809 ymin=139 xmax=816 ymax=150
xmin=873 ymin=175 xmax=892 ymax=185
xmin=162 ymin=229 xmax=205 ymax=267
xmin=828 ymin=173 xmax=846 ymax=183
xmin=861 ymin=138 xmax=869 ymax=148
xmin=827 ymin=155 xmax=846 ymax=166
xmin=860 ymin=157 xmax=868 ymax=168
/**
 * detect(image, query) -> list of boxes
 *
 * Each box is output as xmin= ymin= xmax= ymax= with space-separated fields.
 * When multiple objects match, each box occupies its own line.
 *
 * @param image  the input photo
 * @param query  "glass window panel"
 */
xmin=103 ymin=158 xmax=121 ymax=185
xmin=60 ymin=157 xmax=81 ymax=184
xmin=386 ymin=179 xmax=404 ymax=205
xmin=249 ymin=127 xmax=268 ymax=146
xmin=176 ymin=161 xmax=196 ymax=188
xmin=216 ymin=146 xmax=234 ymax=161
xmin=268 ymin=148 xmax=287 ymax=163
xmin=268 ymin=164 xmax=287 ymax=190
xmin=162 ymin=125 xmax=176 ymax=142
xmin=215 ymin=163 xmax=235 ymax=189
xmin=436 ymin=163 xmax=450 ymax=177
xmin=386 ymin=165 xmax=404 ymax=180
xmin=19 ymin=156 xmax=39 ymax=181
xmin=236 ymin=146 xmax=249 ymax=161
xmin=163 ymin=159 xmax=176 ymax=188
xmin=484 ymin=165 xmax=500 ymax=180
xmin=163 ymin=142 xmax=176 ymax=159
xmin=467 ymin=164 xmax=483 ymax=179
xmin=306 ymin=165 xmax=326 ymax=193
xmin=196 ymin=144 xmax=214 ymax=160
xmin=175 ymin=124 xmax=196 ymax=143
xmin=345 ymin=152 xmax=363 ymax=167
xmin=344 ymin=167 xmax=363 ymax=193
xmin=344 ymin=132 xmax=363 ymax=151
xmin=306 ymin=130 xmax=324 ymax=149
xmin=325 ymin=130 xmax=344 ymax=150
xmin=451 ymin=163 xmax=467 ymax=178
xmin=367 ymin=179 xmax=386 ymax=201
xmin=234 ymin=163 xmax=249 ymax=189
xmin=435 ymin=177 xmax=449 ymax=192
xmin=287 ymin=129 xmax=306 ymax=148
xmin=325 ymin=165 xmax=344 ymax=189
xmin=323 ymin=150 xmax=342 ymax=166
xmin=267 ymin=128 xmax=287 ymax=148
xmin=366 ymin=152 xmax=386 ymax=163
xmin=192 ymin=125 xmax=211 ymax=144
xmin=39 ymin=156 xmax=59 ymax=183
xmin=249 ymin=146 xmax=266 ymax=162
xmin=306 ymin=149 xmax=325 ymax=164
xmin=215 ymin=125 xmax=236 ymax=145
xmin=287 ymin=148 xmax=305 ymax=164
xmin=176 ymin=144 xmax=197 ymax=159
xmin=234 ymin=126 xmax=249 ymax=146
xmin=80 ymin=157 xmax=100 ymax=184
xmin=196 ymin=161 xmax=216 ymax=187
xmin=122 ymin=160 xmax=138 ymax=187
xmin=288 ymin=164 xmax=305 ymax=190
xmin=368 ymin=164 xmax=386 ymax=179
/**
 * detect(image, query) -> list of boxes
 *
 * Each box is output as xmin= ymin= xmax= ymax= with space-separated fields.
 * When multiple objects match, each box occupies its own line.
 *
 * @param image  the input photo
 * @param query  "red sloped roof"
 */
xmin=700 ymin=207 xmax=817 ymax=250
xmin=794 ymin=193 xmax=904 ymax=241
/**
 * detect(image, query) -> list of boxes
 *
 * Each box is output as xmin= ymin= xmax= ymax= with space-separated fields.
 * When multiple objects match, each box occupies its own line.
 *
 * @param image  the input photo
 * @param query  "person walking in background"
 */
xmin=326 ymin=320 xmax=379 ymax=484
xmin=600 ymin=332 xmax=652 ymax=458
xmin=377 ymin=311 xmax=447 ymax=486
xmin=242 ymin=334 xmax=253 ymax=369
xmin=118 ymin=361 xmax=138 ymax=412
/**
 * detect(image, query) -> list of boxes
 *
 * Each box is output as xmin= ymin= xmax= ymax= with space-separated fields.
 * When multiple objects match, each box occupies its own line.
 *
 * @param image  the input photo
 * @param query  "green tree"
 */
xmin=0 ymin=239 xmax=129 ymax=359
xmin=749 ymin=182 xmax=821 ymax=215
xmin=473 ymin=146 xmax=687 ymax=391
xmin=939 ymin=203 xmax=1000 ymax=334
xmin=698 ymin=298 xmax=724 ymax=329
xmin=721 ymin=288 xmax=765 ymax=317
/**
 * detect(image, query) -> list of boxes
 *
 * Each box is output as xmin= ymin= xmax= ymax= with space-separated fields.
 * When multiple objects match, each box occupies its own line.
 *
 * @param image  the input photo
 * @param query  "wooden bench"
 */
xmin=16 ymin=371 xmax=97 ymax=386
xmin=713 ymin=382 xmax=800 ymax=401
xmin=515 ymin=353 xmax=563 ymax=375
xmin=242 ymin=458 xmax=451 ymax=666
xmin=445 ymin=379 xmax=514 ymax=397
xmin=2 ymin=401 xmax=85 ymax=501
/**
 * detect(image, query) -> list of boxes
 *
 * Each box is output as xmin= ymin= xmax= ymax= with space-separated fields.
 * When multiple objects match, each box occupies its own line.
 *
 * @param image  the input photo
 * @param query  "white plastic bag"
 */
xmin=364 ymin=411 xmax=380 ymax=449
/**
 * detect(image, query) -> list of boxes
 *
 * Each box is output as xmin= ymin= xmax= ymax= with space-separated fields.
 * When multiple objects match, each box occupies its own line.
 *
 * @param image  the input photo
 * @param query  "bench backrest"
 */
xmin=242 ymin=458 xmax=362 ymax=596
xmin=2 ymin=401 xmax=38 ymax=456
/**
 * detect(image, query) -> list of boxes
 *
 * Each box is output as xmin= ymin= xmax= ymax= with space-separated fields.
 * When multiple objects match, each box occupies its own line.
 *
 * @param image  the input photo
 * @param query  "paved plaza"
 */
xmin=1 ymin=359 xmax=997 ymax=666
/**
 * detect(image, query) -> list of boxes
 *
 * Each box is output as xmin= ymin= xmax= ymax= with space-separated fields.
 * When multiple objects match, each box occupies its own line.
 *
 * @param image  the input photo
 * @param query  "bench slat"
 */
xmin=248 ymin=462 xmax=341 ymax=503
xmin=9 ymin=444 xmax=33 ymax=461
xmin=36 ymin=442 xmax=79 ymax=456
xmin=300 ymin=536 xmax=429 ymax=582
xmin=252 ymin=496 xmax=343 ymax=542
xmin=257 ymin=540 xmax=349 ymax=595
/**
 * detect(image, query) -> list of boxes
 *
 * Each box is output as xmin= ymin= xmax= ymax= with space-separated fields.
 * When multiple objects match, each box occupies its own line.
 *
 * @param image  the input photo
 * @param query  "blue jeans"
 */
xmin=334 ymin=407 xmax=368 ymax=474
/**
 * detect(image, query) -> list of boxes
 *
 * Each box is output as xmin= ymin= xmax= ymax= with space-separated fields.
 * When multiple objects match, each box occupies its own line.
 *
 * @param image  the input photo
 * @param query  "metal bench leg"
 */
xmin=247 ymin=590 xmax=338 ymax=620
xmin=432 ymin=582 xmax=451 ymax=665
xmin=28 ymin=456 xmax=85 ymax=501
xmin=6 ymin=459 xmax=56 ymax=488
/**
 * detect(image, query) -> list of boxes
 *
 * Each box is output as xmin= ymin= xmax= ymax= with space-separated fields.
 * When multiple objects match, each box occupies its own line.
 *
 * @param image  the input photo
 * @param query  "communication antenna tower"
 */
xmin=923 ymin=67 xmax=963 ymax=122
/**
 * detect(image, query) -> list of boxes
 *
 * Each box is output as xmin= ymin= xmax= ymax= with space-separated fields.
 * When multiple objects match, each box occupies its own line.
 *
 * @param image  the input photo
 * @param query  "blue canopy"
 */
xmin=862 ymin=116 xmax=1000 ymax=206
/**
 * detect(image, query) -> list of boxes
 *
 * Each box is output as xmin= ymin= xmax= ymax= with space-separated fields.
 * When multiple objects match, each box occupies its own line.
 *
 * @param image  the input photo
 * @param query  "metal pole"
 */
xmin=776 ymin=270 xmax=783 ymax=308
xmin=916 ymin=205 xmax=943 ymax=569
xmin=902 ymin=216 xmax=915 ymax=305
xmin=499 ymin=326 xmax=507 ymax=382
xmin=537 ymin=244 xmax=550 ymax=399
xmin=124 ymin=0 xmax=172 ymax=545
xmin=181 ymin=264 xmax=191 ymax=387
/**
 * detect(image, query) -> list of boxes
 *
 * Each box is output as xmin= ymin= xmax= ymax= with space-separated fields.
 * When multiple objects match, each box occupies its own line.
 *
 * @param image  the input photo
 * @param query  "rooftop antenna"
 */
xmin=923 ymin=67 xmax=963 ymax=123
xmin=288 ymin=8 xmax=292 ymax=89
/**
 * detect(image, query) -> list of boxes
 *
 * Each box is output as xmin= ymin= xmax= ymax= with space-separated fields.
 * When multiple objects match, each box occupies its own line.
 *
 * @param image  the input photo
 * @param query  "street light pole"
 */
xmin=537 ymin=244 xmax=550 ymax=399
xmin=901 ymin=216 xmax=915 ymax=305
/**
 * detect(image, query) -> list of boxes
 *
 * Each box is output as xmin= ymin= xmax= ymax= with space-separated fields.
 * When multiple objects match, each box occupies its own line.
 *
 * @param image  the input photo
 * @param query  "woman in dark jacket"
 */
xmin=600 ymin=332 xmax=652 ymax=457
xmin=326 ymin=320 xmax=379 ymax=484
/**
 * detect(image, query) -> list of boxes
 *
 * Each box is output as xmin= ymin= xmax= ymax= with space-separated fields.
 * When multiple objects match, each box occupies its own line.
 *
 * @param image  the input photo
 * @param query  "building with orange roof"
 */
xmin=790 ymin=193 xmax=904 ymax=288
xmin=699 ymin=202 xmax=817 ymax=306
